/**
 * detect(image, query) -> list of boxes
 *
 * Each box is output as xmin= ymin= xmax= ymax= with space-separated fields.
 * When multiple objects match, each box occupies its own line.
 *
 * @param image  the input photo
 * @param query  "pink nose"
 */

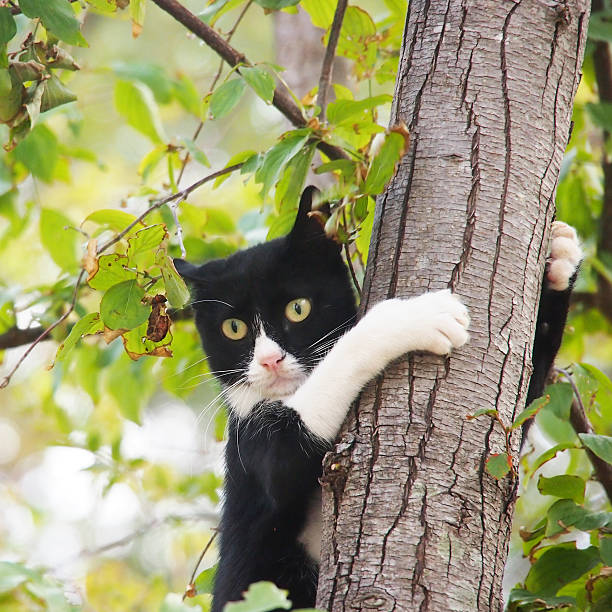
xmin=259 ymin=352 xmax=285 ymax=370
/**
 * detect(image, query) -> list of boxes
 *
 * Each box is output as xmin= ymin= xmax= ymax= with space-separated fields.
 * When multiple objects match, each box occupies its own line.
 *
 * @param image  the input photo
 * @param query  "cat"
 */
xmin=175 ymin=186 xmax=581 ymax=610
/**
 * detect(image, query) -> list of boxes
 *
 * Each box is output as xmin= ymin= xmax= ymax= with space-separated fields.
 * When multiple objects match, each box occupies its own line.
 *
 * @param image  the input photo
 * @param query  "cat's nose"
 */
xmin=259 ymin=351 xmax=285 ymax=370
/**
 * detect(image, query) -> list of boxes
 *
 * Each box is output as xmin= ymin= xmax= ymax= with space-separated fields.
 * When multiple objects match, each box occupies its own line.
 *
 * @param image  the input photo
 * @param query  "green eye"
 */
xmin=221 ymin=318 xmax=248 ymax=340
xmin=285 ymin=298 xmax=312 ymax=323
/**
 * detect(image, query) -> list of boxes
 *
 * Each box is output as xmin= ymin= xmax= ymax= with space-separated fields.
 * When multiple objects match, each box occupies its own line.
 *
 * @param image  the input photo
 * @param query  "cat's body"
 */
xmin=175 ymin=187 xmax=581 ymax=611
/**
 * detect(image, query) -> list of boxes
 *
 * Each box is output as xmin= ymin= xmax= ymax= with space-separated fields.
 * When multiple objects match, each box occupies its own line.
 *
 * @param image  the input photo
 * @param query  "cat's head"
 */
xmin=175 ymin=186 xmax=357 ymax=417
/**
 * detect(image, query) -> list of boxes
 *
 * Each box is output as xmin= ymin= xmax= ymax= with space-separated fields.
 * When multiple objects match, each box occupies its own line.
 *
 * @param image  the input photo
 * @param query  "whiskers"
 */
xmin=299 ymin=314 xmax=357 ymax=367
xmin=187 ymin=298 xmax=235 ymax=308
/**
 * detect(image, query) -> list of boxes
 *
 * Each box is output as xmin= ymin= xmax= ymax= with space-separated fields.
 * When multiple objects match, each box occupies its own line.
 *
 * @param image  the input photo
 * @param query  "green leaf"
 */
xmin=194 ymin=565 xmax=216 ymax=595
xmin=0 ymin=7 xmax=16 ymax=44
xmin=209 ymin=78 xmax=246 ymax=119
xmin=40 ymin=208 xmax=80 ymax=272
xmin=301 ymin=0 xmax=335 ymax=29
xmin=525 ymin=544 xmax=601 ymax=596
xmin=255 ymin=129 xmax=311 ymax=198
xmin=587 ymin=102 xmax=612 ymax=132
xmin=512 ymin=394 xmax=551 ymax=429
xmin=126 ymin=224 xmax=167 ymax=267
xmin=466 ymin=408 xmax=498 ymax=420
xmin=543 ymin=382 xmax=574 ymax=419
xmin=601 ymin=535 xmax=612 ymax=566
xmin=112 ymin=61 xmax=174 ymax=104
xmin=267 ymin=207 xmax=298 ymax=240
xmin=54 ymin=313 xmax=103 ymax=363
xmin=363 ymin=132 xmax=405 ymax=195
xmin=224 ymin=581 xmax=292 ymax=612
xmin=40 ymin=74 xmax=77 ymax=113
xmin=537 ymin=475 xmax=585 ymax=504
xmin=589 ymin=14 xmax=612 ymax=43
xmin=546 ymin=498 xmax=611 ymax=537
xmin=485 ymin=453 xmax=511 ymax=479
xmin=327 ymin=94 xmax=392 ymax=126
xmin=275 ymin=142 xmax=315 ymax=213
xmin=535 ymin=382 xmax=576 ymax=445
xmin=254 ymin=0 xmax=301 ymax=9
xmin=215 ymin=150 xmax=257 ymax=188
xmin=506 ymin=588 xmax=576 ymax=610
xmin=88 ymin=254 xmax=137 ymax=291
xmin=241 ymin=66 xmax=275 ymax=105
xmin=531 ymin=442 xmax=579 ymax=473
xmin=181 ymin=138 xmax=210 ymax=168
xmin=171 ymin=74 xmax=202 ymax=116
xmin=82 ymin=209 xmax=138 ymax=232
xmin=13 ymin=124 xmax=59 ymax=182
xmin=100 ymin=280 xmax=150 ymax=330
xmin=139 ymin=144 xmax=168 ymax=182
xmin=121 ymin=319 xmax=172 ymax=359
xmin=315 ymin=159 xmax=358 ymax=178
xmin=579 ymin=433 xmax=612 ymax=463
xmin=19 ymin=0 xmax=87 ymax=46
xmin=114 ymin=80 xmax=166 ymax=144
xmin=157 ymin=252 xmax=190 ymax=309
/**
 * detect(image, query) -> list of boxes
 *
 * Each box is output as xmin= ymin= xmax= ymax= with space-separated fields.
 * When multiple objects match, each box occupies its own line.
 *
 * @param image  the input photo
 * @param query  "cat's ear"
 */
xmin=173 ymin=258 xmax=204 ymax=281
xmin=288 ymin=185 xmax=333 ymax=246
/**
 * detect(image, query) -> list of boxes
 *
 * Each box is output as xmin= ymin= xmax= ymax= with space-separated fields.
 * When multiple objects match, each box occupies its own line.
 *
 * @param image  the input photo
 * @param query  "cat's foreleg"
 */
xmin=286 ymin=290 xmax=470 ymax=442
xmin=527 ymin=221 xmax=583 ymax=404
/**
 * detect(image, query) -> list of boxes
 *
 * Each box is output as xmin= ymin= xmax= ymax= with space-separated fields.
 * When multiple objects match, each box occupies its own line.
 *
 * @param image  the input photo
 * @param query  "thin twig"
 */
xmin=316 ymin=0 xmax=348 ymax=124
xmin=0 ymin=164 xmax=243 ymax=386
xmin=59 ymin=511 xmax=218 ymax=568
xmin=96 ymin=163 xmax=243 ymax=255
xmin=556 ymin=367 xmax=612 ymax=504
xmin=170 ymin=196 xmax=187 ymax=257
xmin=149 ymin=0 xmax=348 ymax=161
xmin=1 ymin=269 xmax=85 ymax=389
xmin=341 ymin=207 xmax=362 ymax=298
xmin=183 ymin=529 xmax=219 ymax=601
xmin=176 ymin=0 xmax=254 ymax=188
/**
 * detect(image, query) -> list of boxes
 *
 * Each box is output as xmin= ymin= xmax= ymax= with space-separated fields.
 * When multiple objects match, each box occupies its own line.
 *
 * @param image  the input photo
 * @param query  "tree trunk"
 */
xmin=317 ymin=1 xmax=590 ymax=611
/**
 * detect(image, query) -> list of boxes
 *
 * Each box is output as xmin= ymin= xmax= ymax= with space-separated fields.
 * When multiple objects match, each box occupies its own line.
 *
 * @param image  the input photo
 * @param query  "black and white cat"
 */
xmin=175 ymin=187 xmax=581 ymax=610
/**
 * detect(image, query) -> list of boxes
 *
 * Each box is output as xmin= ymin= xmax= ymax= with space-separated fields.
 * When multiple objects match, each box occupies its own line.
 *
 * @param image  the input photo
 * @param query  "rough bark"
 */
xmin=317 ymin=1 xmax=590 ymax=611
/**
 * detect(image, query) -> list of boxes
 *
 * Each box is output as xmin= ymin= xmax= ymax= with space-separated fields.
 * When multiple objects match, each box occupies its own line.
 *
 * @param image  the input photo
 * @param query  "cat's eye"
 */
xmin=221 ymin=318 xmax=248 ymax=340
xmin=285 ymin=298 xmax=312 ymax=323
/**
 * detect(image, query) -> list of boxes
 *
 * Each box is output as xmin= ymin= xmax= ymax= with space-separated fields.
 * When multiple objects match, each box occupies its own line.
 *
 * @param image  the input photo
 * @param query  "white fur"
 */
xmin=298 ymin=488 xmax=322 ymax=560
xmin=225 ymin=328 xmax=307 ymax=418
xmin=286 ymin=290 xmax=470 ymax=442
xmin=547 ymin=221 xmax=583 ymax=291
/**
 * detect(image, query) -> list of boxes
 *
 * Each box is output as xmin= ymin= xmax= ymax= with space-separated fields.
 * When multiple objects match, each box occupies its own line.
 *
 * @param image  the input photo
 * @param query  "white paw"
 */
xmin=547 ymin=221 xmax=583 ymax=291
xmin=367 ymin=290 xmax=470 ymax=357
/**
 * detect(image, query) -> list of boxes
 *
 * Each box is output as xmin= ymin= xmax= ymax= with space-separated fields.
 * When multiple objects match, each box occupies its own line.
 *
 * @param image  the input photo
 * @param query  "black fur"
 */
xmin=527 ymin=265 xmax=578 ymax=405
xmin=175 ymin=187 xmax=356 ymax=610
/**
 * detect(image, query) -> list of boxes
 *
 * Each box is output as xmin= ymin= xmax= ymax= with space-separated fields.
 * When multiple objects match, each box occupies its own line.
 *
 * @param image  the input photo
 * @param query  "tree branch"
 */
xmin=557 ymin=367 xmax=612 ymax=504
xmin=316 ymin=0 xmax=348 ymax=124
xmin=149 ymin=0 xmax=348 ymax=161
xmin=176 ymin=0 xmax=254 ymax=188
xmin=0 ymin=326 xmax=45 ymax=350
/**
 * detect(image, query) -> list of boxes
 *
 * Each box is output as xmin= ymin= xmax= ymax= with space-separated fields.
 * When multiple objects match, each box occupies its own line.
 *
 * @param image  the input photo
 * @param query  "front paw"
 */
xmin=547 ymin=221 xmax=583 ymax=291
xmin=367 ymin=290 xmax=470 ymax=357
xmin=406 ymin=289 xmax=470 ymax=355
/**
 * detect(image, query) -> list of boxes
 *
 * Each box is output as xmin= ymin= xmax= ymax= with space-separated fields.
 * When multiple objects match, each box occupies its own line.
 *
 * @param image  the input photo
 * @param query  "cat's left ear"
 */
xmin=288 ymin=185 xmax=333 ymax=246
xmin=173 ymin=258 xmax=203 ymax=281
